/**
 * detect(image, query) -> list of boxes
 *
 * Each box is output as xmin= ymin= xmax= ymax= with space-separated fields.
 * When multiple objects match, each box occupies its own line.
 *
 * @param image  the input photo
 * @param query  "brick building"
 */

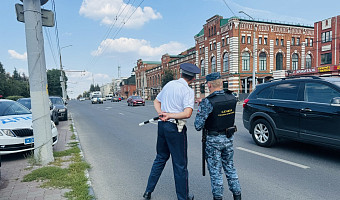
xmin=287 ymin=15 xmax=340 ymax=77
xmin=120 ymin=75 xmax=136 ymax=98
xmin=194 ymin=15 xmax=314 ymax=98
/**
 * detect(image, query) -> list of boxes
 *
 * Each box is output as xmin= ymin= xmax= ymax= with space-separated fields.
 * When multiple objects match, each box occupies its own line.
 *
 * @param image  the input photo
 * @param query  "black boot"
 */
xmin=187 ymin=195 xmax=194 ymax=200
xmin=213 ymin=196 xmax=222 ymax=200
xmin=233 ymin=193 xmax=241 ymax=200
xmin=143 ymin=192 xmax=151 ymax=200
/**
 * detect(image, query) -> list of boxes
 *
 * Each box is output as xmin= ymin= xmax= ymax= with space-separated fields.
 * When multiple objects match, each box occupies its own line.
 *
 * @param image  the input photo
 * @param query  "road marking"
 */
xmin=105 ymin=107 xmax=112 ymax=109
xmin=236 ymin=147 xmax=310 ymax=169
xmin=119 ymin=113 xmax=124 ymax=115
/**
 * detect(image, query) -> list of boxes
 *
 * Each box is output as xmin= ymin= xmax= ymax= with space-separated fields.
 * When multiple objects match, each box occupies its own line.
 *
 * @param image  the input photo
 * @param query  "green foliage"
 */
xmin=161 ymin=69 xmax=174 ymax=87
xmin=6 ymin=96 xmax=24 ymax=101
xmin=0 ymin=62 xmax=30 ymax=98
xmin=47 ymin=69 xmax=68 ymax=97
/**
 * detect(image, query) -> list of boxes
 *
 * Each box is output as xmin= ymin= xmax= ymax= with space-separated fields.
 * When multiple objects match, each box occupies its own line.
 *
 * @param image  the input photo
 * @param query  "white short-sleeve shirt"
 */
xmin=156 ymin=78 xmax=194 ymax=113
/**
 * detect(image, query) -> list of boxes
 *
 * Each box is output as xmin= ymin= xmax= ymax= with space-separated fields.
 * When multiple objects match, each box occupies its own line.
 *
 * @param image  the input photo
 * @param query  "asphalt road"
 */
xmin=69 ymin=100 xmax=340 ymax=200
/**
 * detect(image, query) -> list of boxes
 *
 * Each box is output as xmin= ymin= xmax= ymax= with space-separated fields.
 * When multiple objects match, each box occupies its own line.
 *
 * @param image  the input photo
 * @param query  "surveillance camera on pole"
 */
xmin=16 ymin=0 xmax=54 ymax=165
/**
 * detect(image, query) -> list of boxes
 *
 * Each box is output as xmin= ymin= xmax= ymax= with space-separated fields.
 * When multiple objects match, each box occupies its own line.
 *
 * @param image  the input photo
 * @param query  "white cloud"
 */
xmin=79 ymin=0 xmax=162 ymax=28
xmin=8 ymin=50 xmax=27 ymax=60
xmin=92 ymin=37 xmax=186 ymax=59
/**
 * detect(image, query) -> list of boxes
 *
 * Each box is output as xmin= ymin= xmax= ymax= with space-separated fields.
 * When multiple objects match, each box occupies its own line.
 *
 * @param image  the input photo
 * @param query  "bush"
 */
xmin=6 ymin=96 xmax=24 ymax=101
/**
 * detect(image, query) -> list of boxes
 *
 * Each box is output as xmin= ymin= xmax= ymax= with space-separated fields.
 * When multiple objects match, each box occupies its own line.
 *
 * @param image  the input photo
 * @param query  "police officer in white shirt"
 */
xmin=143 ymin=63 xmax=200 ymax=200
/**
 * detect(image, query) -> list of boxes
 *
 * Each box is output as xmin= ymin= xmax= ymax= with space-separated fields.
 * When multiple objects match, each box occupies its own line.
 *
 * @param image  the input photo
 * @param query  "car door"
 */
xmin=268 ymin=82 xmax=302 ymax=138
xmin=300 ymin=82 xmax=340 ymax=146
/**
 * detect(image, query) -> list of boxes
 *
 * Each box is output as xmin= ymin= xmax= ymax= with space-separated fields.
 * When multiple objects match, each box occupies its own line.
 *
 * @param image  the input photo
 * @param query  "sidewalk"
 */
xmin=0 ymin=119 xmax=75 ymax=200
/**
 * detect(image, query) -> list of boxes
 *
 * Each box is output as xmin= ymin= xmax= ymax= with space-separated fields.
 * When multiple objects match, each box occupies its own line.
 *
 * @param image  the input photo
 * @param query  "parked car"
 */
xmin=17 ymin=97 xmax=59 ymax=125
xmin=0 ymin=99 xmax=58 ymax=155
xmin=243 ymin=76 xmax=340 ymax=148
xmin=91 ymin=94 xmax=104 ymax=104
xmin=49 ymin=96 xmax=68 ymax=121
xmin=127 ymin=95 xmax=145 ymax=106
xmin=111 ymin=96 xmax=121 ymax=102
xmin=79 ymin=97 xmax=85 ymax=101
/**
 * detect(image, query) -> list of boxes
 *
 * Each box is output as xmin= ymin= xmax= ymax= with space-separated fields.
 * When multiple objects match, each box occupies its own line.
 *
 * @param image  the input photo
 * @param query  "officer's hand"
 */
xmin=159 ymin=112 xmax=170 ymax=121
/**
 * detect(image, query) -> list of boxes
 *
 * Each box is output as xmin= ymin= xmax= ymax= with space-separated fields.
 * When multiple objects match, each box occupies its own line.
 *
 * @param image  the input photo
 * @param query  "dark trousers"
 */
xmin=145 ymin=121 xmax=189 ymax=200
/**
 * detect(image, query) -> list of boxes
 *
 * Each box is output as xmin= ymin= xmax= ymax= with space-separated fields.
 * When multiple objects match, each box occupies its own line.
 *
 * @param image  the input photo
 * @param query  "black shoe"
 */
xmin=213 ymin=196 xmax=222 ymax=200
xmin=187 ymin=195 xmax=194 ymax=200
xmin=143 ymin=192 xmax=151 ymax=199
xmin=233 ymin=193 xmax=241 ymax=200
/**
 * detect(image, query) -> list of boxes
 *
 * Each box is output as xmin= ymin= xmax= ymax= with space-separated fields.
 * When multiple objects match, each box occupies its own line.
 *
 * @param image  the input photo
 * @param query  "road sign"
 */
xmin=15 ymin=3 xmax=55 ymax=27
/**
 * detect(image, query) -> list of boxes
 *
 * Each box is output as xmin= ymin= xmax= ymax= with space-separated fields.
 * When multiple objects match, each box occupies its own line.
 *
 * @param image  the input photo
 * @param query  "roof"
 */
xmin=195 ymin=28 xmax=204 ymax=37
xmin=220 ymin=18 xmax=229 ymax=26
xmin=142 ymin=61 xmax=161 ymax=65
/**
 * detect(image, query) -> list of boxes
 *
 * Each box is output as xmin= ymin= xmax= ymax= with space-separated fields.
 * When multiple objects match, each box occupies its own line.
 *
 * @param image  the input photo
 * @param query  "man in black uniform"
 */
xmin=194 ymin=72 xmax=241 ymax=200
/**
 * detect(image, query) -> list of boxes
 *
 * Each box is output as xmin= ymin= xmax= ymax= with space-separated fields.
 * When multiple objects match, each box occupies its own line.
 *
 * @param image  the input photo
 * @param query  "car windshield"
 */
xmin=50 ymin=97 xmax=64 ymax=105
xmin=132 ymin=96 xmax=142 ymax=100
xmin=93 ymin=95 xmax=101 ymax=98
xmin=0 ymin=101 xmax=31 ymax=116
xmin=17 ymin=99 xmax=32 ymax=110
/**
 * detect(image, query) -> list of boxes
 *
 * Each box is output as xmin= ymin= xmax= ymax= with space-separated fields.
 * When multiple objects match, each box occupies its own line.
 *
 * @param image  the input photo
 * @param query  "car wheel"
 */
xmin=143 ymin=103 xmax=145 ymax=106
xmin=64 ymin=115 xmax=68 ymax=121
xmin=251 ymin=119 xmax=276 ymax=147
xmin=55 ymin=117 xmax=59 ymax=125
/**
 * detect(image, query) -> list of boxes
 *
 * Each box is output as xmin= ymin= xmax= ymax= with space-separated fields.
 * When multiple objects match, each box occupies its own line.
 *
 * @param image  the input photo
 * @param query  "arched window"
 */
xmin=211 ymin=56 xmax=216 ymax=72
xmin=259 ymin=52 xmax=267 ymax=71
xmin=306 ymin=54 xmax=312 ymax=69
xmin=276 ymin=53 xmax=283 ymax=70
xmin=200 ymin=59 xmax=205 ymax=76
xmin=223 ymin=53 xmax=229 ymax=72
xmin=242 ymin=52 xmax=250 ymax=71
xmin=292 ymin=53 xmax=299 ymax=70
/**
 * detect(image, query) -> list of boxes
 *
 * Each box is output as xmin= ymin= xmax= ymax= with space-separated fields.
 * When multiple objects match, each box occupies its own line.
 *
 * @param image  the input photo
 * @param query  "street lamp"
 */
xmin=239 ymin=11 xmax=256 ymax=90
xmin=59 ymin=45 xmax=72 ymax=102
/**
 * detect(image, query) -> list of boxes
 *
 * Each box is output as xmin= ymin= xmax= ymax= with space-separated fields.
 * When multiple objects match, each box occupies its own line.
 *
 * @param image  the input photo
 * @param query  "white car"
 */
xmin=91 ymin=95 xmax=104 ymax=104
xmin=0 ymin=99 xmax=58 ymax=155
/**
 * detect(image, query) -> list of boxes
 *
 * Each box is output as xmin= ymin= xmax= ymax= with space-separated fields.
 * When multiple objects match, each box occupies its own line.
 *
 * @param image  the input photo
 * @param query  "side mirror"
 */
xmin=50 ymin=105 xmax=53 ymax=110
xmin=331 ymin=97 xmax=340 ymax=106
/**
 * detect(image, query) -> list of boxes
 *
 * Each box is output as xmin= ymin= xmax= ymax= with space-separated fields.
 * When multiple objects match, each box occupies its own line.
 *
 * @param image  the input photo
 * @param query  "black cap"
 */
xmin=180 ymin=63 xmax=200 ymax=76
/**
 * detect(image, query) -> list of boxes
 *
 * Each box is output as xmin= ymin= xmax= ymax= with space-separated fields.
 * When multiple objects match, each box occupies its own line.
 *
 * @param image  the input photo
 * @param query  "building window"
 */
xmin=209 ymin=29 xmax=211 ymax=37
xmin=305 ymin=39 xmax=308 ymax=46
xmin=247 ymin=36 xmax=251 ymax=44
xmin=276 ymin=39 xmax=279 ymax=46
xmin=264 ymin=37 xmax=267 ymax=45
xmin=213 ymin=42 xmax=216 ymax=50
xmin=223 ymin=53 xmax=229 ymax=72
xmin=211 ymin=56 xmax=216 ymax=72
xmin=292 ymin=37 xmax=295 ymax=46
xmin=258 ymin=37 xmax=262 ymax=45
xmin=276 ymin=53 xmax=283 ymax=70
xmin=321 ymin=53 xmax=332 ymax=64
xmin=306 ymin=54 xmax=312 ymax=69
xmin=281 ymin=39 xmax=284 ymax=46
xmin=297 ymin=38 xmax=300 ymax=46
xmin=200 ymin=59 xmax=205 ymax=76
xmin=227 ymin=37 xmax=230 ymax=45
xmin=292 ymin=53 xmax=298 ymax=70
xmin=310 ymin=39 xmax=313 ymax=47
xmin=210 ymin=44 xmax=212 ymax=50
xmin=242 ymin=36 xmax=245 ymax=44
xmin=259 ymin=52 xmax=267 ymax=71
xmin=322 ymin=31 xmax=332 ymax=43
xmin=222 ymin=38 xmax=225 ymax=47
xmin=242 ymin=52 xmax=250 ymax=71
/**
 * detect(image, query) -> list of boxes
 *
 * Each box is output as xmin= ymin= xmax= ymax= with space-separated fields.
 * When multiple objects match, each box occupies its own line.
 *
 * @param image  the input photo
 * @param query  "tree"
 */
xmin=47 ymin=69 xmax=68 ymax=97
xmin=0 ymin=62 xmax=5 ymax=95
xmin=13 ymin=68 xmax=20 ymax=80
xmin=161 ymin=69 xmax=174 ymax=87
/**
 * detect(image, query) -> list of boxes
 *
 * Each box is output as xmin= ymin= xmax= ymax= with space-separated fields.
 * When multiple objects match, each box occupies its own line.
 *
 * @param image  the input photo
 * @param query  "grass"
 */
xmin=22 ymin=122 xmax=93 ymax=200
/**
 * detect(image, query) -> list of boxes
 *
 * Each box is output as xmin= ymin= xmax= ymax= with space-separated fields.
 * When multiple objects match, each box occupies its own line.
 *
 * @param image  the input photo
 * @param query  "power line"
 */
xmin=222 ymin=0 xmax=236 ymax=16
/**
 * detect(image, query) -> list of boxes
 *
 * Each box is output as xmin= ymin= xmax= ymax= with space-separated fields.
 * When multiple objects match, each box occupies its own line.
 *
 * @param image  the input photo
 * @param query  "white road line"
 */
xmin=236 ymin=147 xmax=310 ymax=169
xmin=119 ymin=113 xmax=124 ymax=115
xmin=105 ymin=107 xmax=112 ymax=109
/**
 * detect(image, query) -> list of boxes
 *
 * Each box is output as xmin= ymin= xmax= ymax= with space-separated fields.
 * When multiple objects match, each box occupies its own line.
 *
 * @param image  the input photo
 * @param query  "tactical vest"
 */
xmin=204 ymin=92 xmax=237 ymax=132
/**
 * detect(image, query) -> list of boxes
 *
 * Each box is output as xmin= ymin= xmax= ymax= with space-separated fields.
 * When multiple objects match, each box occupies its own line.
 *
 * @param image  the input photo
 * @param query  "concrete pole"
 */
xmin=23 ymin=0 xmax=54 ymax=164
xmin=252 ymin=28 xmax=256 ymax=90
xmin=59 ymin=54 xmax=66 ymax=102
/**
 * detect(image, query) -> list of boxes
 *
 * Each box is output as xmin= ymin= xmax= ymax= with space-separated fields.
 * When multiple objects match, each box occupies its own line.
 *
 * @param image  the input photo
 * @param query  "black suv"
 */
xmin=243 ymin=76 xmax=340 ymax=148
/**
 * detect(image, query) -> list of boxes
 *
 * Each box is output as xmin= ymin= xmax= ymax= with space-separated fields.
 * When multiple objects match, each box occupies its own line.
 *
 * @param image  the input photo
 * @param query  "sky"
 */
xmin=1 ymin=0 xmax=339 ymax=98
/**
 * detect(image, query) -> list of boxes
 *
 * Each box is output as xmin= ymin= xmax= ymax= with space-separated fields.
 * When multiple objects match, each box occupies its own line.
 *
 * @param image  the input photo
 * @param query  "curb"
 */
xmin=70 ymin=113 xmax=96 ymax=199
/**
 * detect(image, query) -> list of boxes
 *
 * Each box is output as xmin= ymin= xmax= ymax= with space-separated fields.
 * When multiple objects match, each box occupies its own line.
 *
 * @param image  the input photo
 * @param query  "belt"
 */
xmin=207 ymin=130 xmax=226 ymax=136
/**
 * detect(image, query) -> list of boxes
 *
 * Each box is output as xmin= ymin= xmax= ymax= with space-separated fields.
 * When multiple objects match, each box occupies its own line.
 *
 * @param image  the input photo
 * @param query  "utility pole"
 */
xmin=22 ymin=0 xmax=53 ymax=165
xmin=59 ymin=45 xmax=72 ymax=102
